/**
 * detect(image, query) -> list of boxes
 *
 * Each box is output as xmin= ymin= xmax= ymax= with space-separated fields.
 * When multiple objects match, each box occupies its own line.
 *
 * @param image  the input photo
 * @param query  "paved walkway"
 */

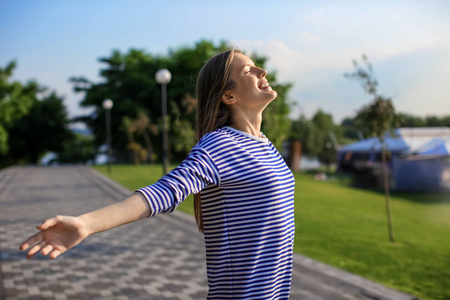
xmin=0 ymin=166 xmax=419 ymax=300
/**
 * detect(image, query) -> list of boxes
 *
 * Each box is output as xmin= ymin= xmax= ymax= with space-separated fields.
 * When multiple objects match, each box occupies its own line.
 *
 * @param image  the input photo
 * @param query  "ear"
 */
xmin=222 ymin=91 xmax=236 ymax=105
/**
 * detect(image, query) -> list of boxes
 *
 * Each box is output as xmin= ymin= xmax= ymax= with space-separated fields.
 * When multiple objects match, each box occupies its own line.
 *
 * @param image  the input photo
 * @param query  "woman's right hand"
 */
xmin=19 ymin=215 xmax=90 ymax=259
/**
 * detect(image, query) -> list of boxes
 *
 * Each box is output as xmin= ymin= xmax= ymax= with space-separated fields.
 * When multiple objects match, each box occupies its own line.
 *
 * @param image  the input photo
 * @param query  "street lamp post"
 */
xmin=102 ymin=99 xmax=113 ymax=175
xmin=155 ymin=69 xmax=171 ymax=175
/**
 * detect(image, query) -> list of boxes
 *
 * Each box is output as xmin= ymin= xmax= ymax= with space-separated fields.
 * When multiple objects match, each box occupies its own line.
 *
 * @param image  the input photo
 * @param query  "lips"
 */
xmin=259 ymin=80 xmax=270 ymax=89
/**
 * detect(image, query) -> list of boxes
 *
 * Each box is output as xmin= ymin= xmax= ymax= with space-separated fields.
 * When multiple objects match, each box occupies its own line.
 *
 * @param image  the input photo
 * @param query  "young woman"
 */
xmin=20 ymin=50 xmax=296 ymax=299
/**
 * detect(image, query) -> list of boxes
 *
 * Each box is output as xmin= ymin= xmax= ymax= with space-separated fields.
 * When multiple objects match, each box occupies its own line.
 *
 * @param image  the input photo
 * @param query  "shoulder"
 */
xmin=196 ymin=128 xmax=236 ymax=151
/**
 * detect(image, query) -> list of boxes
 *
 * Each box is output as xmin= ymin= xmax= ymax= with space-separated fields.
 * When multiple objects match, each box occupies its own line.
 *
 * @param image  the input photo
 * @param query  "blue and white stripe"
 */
xmin=138 ymin=126 xmax=295 ymax=299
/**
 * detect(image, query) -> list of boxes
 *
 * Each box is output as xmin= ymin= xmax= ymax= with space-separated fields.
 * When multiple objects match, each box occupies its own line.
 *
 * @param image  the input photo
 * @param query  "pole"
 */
xmin=381 ymin=139 xmax=394 ymax=242
xmin=106 ymin=108 xmax=112 ymax=175
xmin=161 ymin=83 xmax=169 ymax=175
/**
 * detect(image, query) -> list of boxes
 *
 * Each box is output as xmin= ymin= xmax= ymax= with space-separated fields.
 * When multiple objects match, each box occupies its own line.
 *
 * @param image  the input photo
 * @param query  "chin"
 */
xmin=270 ymin=90 xmax=278 ymax=100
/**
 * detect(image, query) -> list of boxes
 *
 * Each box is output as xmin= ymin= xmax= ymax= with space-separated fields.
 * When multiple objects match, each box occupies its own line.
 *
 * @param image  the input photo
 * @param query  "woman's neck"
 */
xmin=229 ymin=112 xmax=263 ymax=137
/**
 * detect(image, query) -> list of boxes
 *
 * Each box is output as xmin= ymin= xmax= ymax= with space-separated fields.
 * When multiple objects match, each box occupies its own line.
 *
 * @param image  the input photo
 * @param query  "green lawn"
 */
xmin=93 ymin=164 xmax=450 ymax=300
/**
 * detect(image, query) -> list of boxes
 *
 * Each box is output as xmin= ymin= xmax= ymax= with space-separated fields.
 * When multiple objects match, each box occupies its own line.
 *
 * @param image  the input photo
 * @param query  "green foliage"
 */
xmin=397 ymin=113 xmax=450 ymax=128
xmin=341 ymin=117 xmax=361 ymax=140
xmin=71 ymin=40 xmax=292 ymax=162
xmin=0 ymin=61 xmax=37 ymax=154
xmin=397 ymin=113 xmax=426 ymax=127
xmin=0 ymin=61 xmax=74 ymax=165
xmin=121 ymin=112 xmax=159 ymax=164
xmin=290 ymin=110 xmax=342 ymax=163
xmin=58 ymin=133 xmax=96 ymax=164
xmin=7 ymin=92 xmax=73 ymax=163
xmin=172 ymin=118 xmax=196 ymax=155
xmin=94 ymin=165 xmax=450 ymax=300
xmin=357 ymin=96 xmax=399 ymax=139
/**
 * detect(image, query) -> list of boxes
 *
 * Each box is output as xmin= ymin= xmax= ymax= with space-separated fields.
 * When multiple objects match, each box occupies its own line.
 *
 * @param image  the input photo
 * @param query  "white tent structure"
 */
xmin=397 ymin=127 xmax=450 ymax=155
xmin=393 ymin=127 xmax=450 ymax=192
xmin=337 ymin=127 xmax=450 ymax=192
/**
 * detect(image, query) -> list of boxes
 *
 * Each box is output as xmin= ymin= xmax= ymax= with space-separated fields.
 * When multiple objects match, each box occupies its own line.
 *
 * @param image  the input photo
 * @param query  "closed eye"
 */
xmin=245 ymin=67 xmax=253 ymax=74
xmin=242 ymin=63 xmax=255 ymax=74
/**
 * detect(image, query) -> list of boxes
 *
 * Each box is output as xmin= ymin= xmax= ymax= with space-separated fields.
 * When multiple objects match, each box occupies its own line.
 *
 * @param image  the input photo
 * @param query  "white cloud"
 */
xmin=237 ymin=36 xmax=450 ymax=123
xmin=299 ymin=33 xmax=320 ymax=44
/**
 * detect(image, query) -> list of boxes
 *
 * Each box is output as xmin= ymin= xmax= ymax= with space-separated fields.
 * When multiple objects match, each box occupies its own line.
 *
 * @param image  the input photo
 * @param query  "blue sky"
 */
xmin=1 ymin=0 xmax=449 ymax=123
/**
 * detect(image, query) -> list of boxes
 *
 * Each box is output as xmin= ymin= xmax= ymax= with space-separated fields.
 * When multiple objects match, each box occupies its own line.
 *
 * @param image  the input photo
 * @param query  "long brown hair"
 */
xmin=194 ymin=49 xmax=241 ymax=232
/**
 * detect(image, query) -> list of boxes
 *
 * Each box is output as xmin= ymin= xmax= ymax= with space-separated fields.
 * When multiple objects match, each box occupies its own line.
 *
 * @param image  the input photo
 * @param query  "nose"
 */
xmin=257 ymin=67 xmax=267 ymax=78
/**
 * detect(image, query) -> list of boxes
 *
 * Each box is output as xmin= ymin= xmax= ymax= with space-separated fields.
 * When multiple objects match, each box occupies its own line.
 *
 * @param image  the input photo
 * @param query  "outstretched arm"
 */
xmin=19 ymin=192 xmax=150 ymax=259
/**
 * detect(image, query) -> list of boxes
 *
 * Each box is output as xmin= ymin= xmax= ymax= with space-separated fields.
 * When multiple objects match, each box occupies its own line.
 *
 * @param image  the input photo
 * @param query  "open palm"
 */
xmin=19 ymin=215 xmax=89 ymax=259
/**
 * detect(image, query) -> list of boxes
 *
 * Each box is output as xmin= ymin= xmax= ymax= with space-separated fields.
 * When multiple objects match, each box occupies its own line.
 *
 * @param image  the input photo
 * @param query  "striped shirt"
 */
xmin=137 ymin=126 xmax=295 ymax=299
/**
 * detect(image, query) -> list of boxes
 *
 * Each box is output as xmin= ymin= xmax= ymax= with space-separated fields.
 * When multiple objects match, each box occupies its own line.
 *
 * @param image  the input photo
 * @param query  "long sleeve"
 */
xmin=136 ymin=147 xmax=220 ymax=217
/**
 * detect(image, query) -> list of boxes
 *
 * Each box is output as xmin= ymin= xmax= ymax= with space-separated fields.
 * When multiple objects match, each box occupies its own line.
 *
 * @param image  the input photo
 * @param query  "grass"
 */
xmin=93 ymin=164 xmax=450 ymax=300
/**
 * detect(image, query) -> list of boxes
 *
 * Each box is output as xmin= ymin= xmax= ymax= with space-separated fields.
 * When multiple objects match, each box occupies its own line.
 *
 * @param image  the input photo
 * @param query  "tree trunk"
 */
xmin=289 ymin=141 xmax=302 ymax=171
xmin=142 ymin=130 xmax=153 ymax=164
xmin=381 ymin=139 xmax=395 ymax=243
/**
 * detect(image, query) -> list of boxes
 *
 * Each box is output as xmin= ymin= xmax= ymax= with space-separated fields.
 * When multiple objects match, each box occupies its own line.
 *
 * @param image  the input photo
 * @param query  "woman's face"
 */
xmin=225 ymin=53 xmax=277 ymax=111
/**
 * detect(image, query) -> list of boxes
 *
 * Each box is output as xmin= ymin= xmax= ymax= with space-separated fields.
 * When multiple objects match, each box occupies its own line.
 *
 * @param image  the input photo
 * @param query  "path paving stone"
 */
xmin=0 ymin=166 xmax=419 ymax=299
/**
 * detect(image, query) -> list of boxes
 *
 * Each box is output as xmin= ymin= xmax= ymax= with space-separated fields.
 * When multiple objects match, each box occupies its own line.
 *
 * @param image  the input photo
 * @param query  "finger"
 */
xmin=27 ymin=240 xmax=46 ymax=259
xmin=41 ymin=244 xmax=54 ymax=256
xmin=37 ymin=217 xmax=59 ymax=230
xmin=19 ymin=232 xmax=42 ymax=251
xmin=50 ymin=249 xmax=62 ymax=259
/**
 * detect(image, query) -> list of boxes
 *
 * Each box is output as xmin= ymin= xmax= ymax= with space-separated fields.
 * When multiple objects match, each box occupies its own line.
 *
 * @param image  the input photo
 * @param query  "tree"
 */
xmin=345 ymin=54 xmax=397 ymax=243
xmin=70 ymin=40 xmax=293 ymax=162
xmin=290 ymin=110 xmax=341 ymax=165
xmin=7 ymin=92 xmax=73 ymax=164
xmin=0 ymin=61 xmax=37 ymax=155
xmin=312 ymin=110 xmax=339 ymax=165
xmin=58 ymin=133 xmax=96 ymax=164
xmin=397 ymin=113 xmax=426 ymax=127
xmin=424 ymin=115 xmax=449 ymax=127
xmin=121 ymin=112 xmax=158 ymax=164
xmin=346 ymin=112 xmax=450 ymax=133
xmin=0 ymin=62 xmax=73 ymax=166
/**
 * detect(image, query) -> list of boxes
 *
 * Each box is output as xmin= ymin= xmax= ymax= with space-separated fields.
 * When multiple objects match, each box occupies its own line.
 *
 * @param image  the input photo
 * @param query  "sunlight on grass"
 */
xmin=93 ymin=164 xmax=450 ymax=300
